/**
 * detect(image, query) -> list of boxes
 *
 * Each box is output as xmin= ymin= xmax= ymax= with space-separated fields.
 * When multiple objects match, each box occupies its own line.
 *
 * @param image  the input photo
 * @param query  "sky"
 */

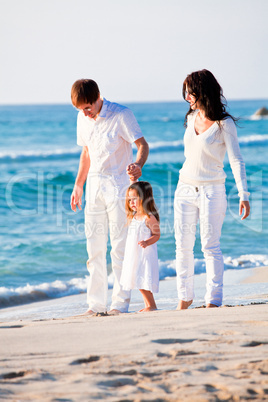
xmin=0 ymin=0 xmax=267 ymax=104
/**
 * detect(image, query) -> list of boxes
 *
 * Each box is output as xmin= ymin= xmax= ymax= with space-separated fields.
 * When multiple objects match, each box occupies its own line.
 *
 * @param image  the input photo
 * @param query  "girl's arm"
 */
xmin=138 ymin=215 xmax=160 ymax=249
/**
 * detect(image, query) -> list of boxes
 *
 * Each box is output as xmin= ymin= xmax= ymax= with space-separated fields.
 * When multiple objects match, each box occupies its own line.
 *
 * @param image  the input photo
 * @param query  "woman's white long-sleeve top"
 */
xmin=179 ymin=110 xmax=250 ymax=201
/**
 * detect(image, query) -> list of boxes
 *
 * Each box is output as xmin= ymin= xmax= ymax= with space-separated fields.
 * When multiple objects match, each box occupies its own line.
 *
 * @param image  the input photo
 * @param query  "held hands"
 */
xmin=126 ymin=163 xmax=142 ymax=183
xmin=70 ymin=184 xmax=83 ymax=212
xmin=138 ymin=240 xmax=148 ymax=249
xmin=239 ymin=200 xmax=250 ymax=220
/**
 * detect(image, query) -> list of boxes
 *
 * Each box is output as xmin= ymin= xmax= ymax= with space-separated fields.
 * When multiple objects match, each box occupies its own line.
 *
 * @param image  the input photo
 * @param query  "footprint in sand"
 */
xmin=157 ymin=350 xmax=199 ymax=358
xmin=107 ymin=369 xmax=137 ymax=376
xmin=98 ymin=378 xmax=137 ymax=388
xmin=1 ymin=371 xmax=28 ymax=379
xmin=70 ymin=355 xmax=100 ymax=365
xmin=242 ymin=341 xmax=268 ymax=347
xmin=152 ymin=338 xmax=197 ymax=344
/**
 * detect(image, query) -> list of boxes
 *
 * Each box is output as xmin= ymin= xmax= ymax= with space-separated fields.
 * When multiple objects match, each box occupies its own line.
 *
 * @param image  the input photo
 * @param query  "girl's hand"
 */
xmin=138 ymin=240 xmax=148 ymax=248
xmin=239 ymin=200 xmax=250 ymax=220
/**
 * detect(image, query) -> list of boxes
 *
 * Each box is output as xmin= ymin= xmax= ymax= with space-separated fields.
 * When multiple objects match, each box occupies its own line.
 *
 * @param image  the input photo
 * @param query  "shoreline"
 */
xmin=0 ymin=265 xmax=267 ymax=323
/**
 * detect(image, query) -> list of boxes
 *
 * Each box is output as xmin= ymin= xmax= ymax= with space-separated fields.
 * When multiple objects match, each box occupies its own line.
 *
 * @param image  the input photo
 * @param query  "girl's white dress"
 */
xmin=120 ymin=215 xmax=159 ymax=293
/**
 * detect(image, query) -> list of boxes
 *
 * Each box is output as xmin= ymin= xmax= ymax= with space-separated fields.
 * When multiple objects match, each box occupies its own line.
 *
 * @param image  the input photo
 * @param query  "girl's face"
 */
xmin=128 ymin=189 xmax=142 ymax=212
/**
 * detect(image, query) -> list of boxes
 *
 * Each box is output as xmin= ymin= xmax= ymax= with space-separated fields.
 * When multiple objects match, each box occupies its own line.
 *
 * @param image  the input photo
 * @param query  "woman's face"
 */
xmin=185 ymin=86 xmax=200 ymax=110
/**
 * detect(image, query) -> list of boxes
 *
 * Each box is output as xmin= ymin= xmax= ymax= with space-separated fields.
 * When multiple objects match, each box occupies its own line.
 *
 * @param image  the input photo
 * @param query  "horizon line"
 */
xmin=0 ymin=97 xmax=268 ymax=107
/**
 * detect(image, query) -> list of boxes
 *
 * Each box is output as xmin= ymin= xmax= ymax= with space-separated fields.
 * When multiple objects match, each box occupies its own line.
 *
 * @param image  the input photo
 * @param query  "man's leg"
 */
xmin=84 ymin=197 xmax=108 ymax=313
xmin=107 ymin=197 xmax=131 ymax=313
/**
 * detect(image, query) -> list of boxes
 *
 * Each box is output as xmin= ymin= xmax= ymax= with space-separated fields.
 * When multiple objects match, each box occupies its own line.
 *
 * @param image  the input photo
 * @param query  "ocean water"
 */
xmin=0 ymin=100 xmax=268 ymax=310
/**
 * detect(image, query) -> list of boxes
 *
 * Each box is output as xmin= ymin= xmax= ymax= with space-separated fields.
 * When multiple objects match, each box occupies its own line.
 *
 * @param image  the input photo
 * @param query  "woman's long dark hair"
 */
xmin=182 ymin=69 xmax=238 ymax=127
xmin=126 ymin=181 xmax=160 ymax=222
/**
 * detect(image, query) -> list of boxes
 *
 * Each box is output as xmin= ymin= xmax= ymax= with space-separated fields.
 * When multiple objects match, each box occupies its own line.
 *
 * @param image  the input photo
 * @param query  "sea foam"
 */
xmin=0 ymin=254 xmax=267 ymax=309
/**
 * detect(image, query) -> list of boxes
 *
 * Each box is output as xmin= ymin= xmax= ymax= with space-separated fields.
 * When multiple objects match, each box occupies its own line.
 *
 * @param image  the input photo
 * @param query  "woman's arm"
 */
xmin=223 ymin=119 xmax=250 ymax=219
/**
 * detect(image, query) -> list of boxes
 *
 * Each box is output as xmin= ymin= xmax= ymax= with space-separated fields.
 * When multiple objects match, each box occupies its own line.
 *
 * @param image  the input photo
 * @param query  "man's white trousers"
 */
xmin=84 ymin=191 xmax=130 ymax=313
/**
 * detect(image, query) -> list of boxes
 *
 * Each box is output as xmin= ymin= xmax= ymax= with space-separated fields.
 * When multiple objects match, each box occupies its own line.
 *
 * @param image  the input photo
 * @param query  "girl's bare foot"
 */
xmin=176 ymin=300 xmax=193 ymax=310
xmin=206 ymin=303 xmax=219 ymax=308
xmin=139 ymin=307 xmax=157 ymax=312
xmin=139 ymin=289 xmax=157 ymax=312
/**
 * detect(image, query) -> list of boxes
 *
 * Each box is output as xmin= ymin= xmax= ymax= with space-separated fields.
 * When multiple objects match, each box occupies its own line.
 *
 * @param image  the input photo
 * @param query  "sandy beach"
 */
xmin=0 ymin=267 xmax=268 ymax=401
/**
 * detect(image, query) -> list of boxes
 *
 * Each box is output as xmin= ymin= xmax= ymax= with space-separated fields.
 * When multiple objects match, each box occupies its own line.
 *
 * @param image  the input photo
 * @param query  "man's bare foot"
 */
xmin=107 ymin=309 xmax=122 ymax=316
xmin=206 ymin=303 xmax=219 ymax=308
xmin=75 ymin=309 xmax=96 ymax=317
xmin=176 ymin=300 xmax=193 ymax=310
xmin=139 ymin=307 xmax=157 ymax=312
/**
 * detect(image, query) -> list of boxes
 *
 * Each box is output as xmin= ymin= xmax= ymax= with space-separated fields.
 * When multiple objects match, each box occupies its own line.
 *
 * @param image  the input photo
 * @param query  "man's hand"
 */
xmin=239 ymin=200 xmax=250 ymax=220
xmin=70 ymin=184 xmax=83 ymax=212
xmin=127 ymin=163 xmax=142 ymax=182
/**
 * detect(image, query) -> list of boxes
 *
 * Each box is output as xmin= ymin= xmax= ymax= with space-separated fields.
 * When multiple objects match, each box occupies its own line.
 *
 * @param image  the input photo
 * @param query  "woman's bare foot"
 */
xmin=139 ymin=307 xmax=157 ymax=312
xmin=176 ymin=300 xmax=193 ymax=310
xmin=206 ymin=303 xmax=219 ymax=308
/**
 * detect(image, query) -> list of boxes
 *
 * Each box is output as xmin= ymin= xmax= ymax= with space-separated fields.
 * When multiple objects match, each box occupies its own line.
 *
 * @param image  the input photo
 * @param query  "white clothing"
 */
xmin=120 ymin=216 xmax=159 ymax=293
xmin=77 ymin=98 xmax=143 ymax=204
xmin=85 ymin=193 xmax=130 ymax=313
xmin=174 ymin=181 xmax=227 ymax=306
xmin=179 ymin=111 xmax=250 ymax=201
xmin=76 ymin=98 xmax=144 ymax=312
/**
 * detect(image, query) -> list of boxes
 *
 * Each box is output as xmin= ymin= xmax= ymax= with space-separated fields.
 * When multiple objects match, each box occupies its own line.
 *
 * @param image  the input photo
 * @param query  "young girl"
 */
xmin=120 ymin=181 xmax=160 ymax=312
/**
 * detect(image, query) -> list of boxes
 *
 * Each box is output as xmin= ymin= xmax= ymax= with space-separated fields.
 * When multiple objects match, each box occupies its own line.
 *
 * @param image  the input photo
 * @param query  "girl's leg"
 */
xmin=199 ymin=185 xmax=227 ymax=307
xmin=139 ymin=289 xmax=157 ymax=312
xmin=174 ymin=183 xmax=199 ymax=309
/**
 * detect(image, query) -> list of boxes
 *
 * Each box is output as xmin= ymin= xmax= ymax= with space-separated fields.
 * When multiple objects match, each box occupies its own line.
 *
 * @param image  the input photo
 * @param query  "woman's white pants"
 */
xmin=84 ymin=191 xmax=130 ymax=313
xmin=174 ymin=181 xmax=227 ymax=306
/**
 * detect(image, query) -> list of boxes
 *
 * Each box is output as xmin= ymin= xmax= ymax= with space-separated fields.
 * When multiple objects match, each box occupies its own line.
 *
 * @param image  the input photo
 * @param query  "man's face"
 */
xmin=77 ymin=98 xmax=102 ymax=120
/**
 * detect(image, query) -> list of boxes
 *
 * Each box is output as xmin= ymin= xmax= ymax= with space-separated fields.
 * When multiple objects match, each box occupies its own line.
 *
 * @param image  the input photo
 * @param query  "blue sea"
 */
xmin=0 ymin=100 xmax=268 ymax=311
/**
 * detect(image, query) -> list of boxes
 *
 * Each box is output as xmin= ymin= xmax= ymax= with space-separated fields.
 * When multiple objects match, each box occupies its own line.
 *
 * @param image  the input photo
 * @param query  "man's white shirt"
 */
xmin=77 ymin=98 xmax=143 ymax=203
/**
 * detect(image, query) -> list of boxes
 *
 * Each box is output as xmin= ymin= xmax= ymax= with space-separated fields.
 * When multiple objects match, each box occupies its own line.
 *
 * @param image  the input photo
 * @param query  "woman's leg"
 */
xmin=139 ymin=289 xmax=157 ymax=312
xmin=174 ymin=183 xmax=199 ymax=309
xmin=199 ymin=185 xmax=227 ymax=307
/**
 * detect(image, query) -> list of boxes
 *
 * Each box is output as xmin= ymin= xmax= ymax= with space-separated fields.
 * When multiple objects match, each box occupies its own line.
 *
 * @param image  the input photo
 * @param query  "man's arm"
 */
xmin=127 ymin=137 xmax=149 ymax=182
xmin=70 ymin=146 xmax=90 ymax=211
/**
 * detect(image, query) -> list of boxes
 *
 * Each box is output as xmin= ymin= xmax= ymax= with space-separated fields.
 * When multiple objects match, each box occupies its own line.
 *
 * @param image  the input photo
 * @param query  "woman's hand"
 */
xmin=239 ymin=200 xmax=250 ymax=220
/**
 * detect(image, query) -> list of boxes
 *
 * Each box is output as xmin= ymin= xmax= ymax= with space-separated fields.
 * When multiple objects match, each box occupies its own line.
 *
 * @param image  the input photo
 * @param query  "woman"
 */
xmin=174 ymin=69 xmax=250 ymax=309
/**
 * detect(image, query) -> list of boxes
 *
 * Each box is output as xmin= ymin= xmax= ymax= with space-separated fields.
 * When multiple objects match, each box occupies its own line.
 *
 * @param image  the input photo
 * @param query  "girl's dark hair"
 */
xmin=182 ymin=69 xmax=238 ymax=127
xmin=126 ymin=181 xmax=160 ymax=222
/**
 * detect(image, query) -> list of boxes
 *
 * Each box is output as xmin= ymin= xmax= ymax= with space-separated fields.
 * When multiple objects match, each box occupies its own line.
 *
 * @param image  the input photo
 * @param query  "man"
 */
xmin=70 ymin=79 xmax=149 ymax=315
